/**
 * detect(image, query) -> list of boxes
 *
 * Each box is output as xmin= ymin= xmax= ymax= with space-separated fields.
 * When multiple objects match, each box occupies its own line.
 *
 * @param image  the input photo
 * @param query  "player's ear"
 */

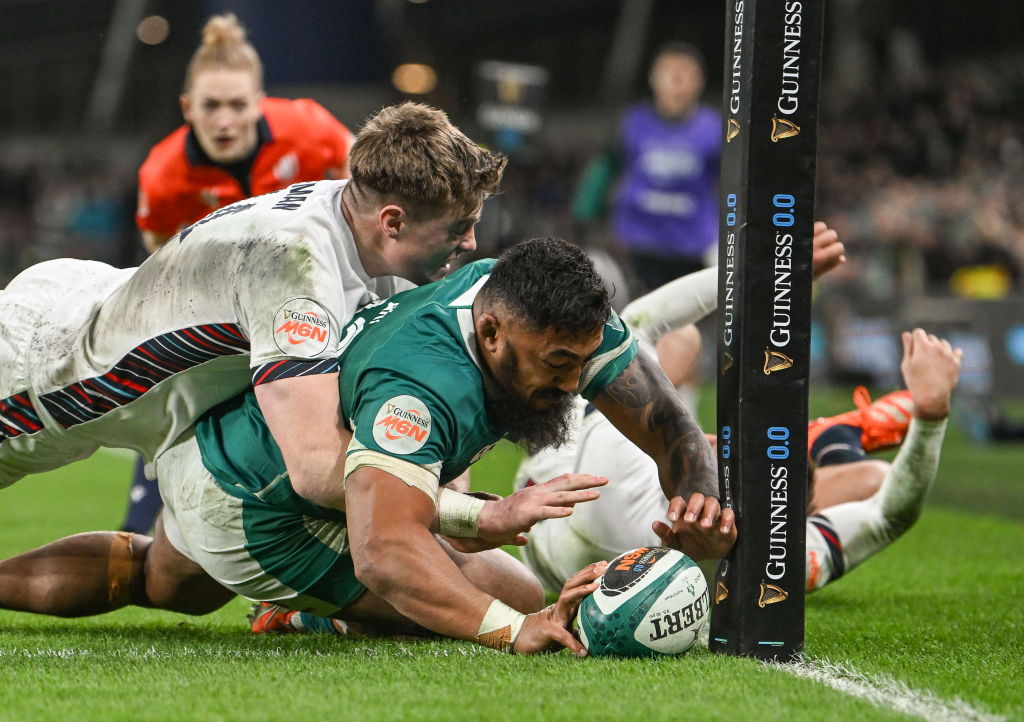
xmin=379 ymin=205 xmax=404 ymax=239
xmin=180 ymin=94 xmax=193 ymax=123
xmin=475 ymin=312 xmax=501 ymax=354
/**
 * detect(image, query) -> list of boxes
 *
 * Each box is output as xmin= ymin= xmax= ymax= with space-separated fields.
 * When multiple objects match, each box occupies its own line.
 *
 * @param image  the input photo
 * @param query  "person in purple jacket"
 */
xmin=612 ymin=41 xmax=721 ymax=295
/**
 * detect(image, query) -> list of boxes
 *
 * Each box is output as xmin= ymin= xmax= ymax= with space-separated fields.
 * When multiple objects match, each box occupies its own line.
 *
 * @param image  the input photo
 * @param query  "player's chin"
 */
xmin=423 ymin=262 xmax=453 ymax=282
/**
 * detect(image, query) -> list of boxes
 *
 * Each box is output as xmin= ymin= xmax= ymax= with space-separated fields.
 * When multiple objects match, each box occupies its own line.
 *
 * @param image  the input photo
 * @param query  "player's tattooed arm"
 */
xmin=592 ymin=351 xmax=718 ymax=501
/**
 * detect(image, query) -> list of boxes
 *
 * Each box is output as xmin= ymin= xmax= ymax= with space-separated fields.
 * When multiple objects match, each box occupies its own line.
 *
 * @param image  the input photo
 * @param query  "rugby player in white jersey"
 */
xmin=0 ymin=239 xmax=733 ymax=655
xmin=0 ymin=102 xmax=501 ymax=510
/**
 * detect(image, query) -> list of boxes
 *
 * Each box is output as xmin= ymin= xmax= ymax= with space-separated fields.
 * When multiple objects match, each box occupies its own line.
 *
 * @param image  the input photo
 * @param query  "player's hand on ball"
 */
xmin=653 ymin=494 xmax=737 ymax=561
xmin=514 ymin=561 xmax=608 ymax=656
xmin=476 ymin=474 xmax=608 ymax=547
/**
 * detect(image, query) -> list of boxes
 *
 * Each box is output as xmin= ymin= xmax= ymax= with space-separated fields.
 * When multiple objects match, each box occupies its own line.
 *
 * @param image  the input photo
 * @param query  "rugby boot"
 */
xmin=249 ymin=602 xmax=349 ymax=635
xmin=807 ymin=385 xmax=915 ymax=454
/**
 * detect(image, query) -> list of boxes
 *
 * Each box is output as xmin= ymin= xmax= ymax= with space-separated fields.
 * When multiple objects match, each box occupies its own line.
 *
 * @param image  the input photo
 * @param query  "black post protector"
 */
xmin=711 ymin=0 xmax=825 ymax=662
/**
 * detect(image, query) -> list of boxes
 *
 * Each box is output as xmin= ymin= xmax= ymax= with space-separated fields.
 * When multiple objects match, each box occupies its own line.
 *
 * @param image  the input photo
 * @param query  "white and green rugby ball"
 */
xmin=577 ymin=546 xmax=709 ymax=657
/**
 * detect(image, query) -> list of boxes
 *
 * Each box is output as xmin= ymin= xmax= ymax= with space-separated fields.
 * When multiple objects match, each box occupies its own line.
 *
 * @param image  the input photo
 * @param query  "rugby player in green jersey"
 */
xmin=0 ymin=239 xmax=733 ymax=655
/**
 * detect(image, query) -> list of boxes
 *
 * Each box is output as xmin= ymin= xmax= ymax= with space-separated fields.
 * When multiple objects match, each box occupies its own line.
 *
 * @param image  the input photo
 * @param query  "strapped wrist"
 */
xmin=438 ymin=488 xmax=487 ymax=537
xmin=475 ymin=599 xmax=526 ymax=653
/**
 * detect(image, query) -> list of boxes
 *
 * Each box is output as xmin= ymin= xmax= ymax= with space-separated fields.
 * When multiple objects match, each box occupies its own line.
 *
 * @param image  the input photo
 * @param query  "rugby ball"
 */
xmin=577 ymin=546 xmax=709 ymax=657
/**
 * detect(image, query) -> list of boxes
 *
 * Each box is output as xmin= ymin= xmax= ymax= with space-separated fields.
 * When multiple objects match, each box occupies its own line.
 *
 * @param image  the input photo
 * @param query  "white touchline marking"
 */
xmin=772 ymin=657 xmax=1007 ymax=722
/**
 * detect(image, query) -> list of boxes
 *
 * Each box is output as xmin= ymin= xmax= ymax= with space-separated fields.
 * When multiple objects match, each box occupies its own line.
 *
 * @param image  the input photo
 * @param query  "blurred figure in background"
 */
xmin=575 ymin=41 xmax=721 ymax=297
xmin=121 ymin=12 xmax=355 ymax=534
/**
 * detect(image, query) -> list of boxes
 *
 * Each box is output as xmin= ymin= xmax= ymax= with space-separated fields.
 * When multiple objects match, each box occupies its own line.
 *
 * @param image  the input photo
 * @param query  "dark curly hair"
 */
xmin=480 ymin=238 xmax=610 ymax=338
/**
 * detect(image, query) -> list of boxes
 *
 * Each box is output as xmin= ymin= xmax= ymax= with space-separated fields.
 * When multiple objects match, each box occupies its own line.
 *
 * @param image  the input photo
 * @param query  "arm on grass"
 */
xmin=345 ymin=467 xmax=597 ymax=654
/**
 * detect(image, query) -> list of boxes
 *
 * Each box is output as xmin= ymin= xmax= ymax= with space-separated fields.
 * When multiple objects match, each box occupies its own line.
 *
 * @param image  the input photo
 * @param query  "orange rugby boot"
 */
xmin=807 ymin=385 xmax=915 ymax=454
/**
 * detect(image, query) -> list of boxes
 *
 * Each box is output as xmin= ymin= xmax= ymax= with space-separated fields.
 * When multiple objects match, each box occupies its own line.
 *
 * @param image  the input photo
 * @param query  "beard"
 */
xmin=486 ymin=346 xmax=575 ymax=455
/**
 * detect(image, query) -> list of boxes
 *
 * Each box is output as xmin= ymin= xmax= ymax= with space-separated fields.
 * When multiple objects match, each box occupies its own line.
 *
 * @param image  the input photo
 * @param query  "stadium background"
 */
xmin=0 ymin=4 xmax=1022 ymax=720
xmin=3 ymin=0 xmax=1024 ymax=430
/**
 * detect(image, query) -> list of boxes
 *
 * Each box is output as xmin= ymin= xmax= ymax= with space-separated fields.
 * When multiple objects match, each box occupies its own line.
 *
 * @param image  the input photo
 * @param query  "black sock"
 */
xmin=811 ymin=424 xmax=866 ymax=467
xmin=118 ymin=455 xmax=163 ymax=534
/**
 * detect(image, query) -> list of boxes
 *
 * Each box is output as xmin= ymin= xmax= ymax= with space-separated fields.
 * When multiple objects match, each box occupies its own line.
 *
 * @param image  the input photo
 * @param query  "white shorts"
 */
xmin=0 ymin=260 xmax=127 ymax=487
xmin=157 ymin=433 xmax=363 ymax=615
xmin=516 ymin=406 xmax=667 ymax=594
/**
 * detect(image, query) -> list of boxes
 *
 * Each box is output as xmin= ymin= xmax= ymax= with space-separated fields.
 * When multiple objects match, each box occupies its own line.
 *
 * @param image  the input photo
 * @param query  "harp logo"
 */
xmin=726 ymin=118 xmax=741 ymax=142
xmin=715 ymin=580 xmax=729 ymax=605
xmin=763 ymin=350 xmax=794 ymax=375
xmin=771 ymin=116 xmax=801 ymax=142
xmin=758 ymin=582 xmax=788 ymax=608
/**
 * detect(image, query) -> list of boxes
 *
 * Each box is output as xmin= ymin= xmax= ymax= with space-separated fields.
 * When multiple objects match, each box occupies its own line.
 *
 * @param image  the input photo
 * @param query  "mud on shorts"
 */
xmin=0 ymin=260 xmax=116 ymax=487
xmin=156 ymin=431 xmax=366 ymax=615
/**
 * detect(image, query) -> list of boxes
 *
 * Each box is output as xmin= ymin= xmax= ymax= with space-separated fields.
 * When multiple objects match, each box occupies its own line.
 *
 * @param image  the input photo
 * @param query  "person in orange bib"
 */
xmin=136 ymin=13 xmax=353 ymax=252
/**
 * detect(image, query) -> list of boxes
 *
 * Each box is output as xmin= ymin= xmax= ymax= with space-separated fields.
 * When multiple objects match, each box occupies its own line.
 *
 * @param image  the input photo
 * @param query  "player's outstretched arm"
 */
xmin=256 ymin=373 xmax=351 ymax=510
xmin=345 ymin=466 xmax=592 ymax=655
xmin=900 ymin=328 xmax=962 ymax=421
xmin=591 ymin=352 xmax=736 ymax=560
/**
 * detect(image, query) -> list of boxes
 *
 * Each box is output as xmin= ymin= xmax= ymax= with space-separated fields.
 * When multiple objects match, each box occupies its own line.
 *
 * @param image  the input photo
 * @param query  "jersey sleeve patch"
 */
xmin=273 ymin=298 xmax=332 ymax=357
xmin=578 ymin=312 xmax=639 ymax=400
xmin=251 ymin=358 xmax=339 ymax=386
xmin=372 ymin=395 xmax=432 ymax=455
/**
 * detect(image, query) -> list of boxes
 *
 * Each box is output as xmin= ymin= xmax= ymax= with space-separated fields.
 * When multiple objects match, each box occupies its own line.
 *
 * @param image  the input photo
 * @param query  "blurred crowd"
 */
xmin=0 ymin=156 xmax=139 ymax=285
xmin=1 ymin=51 xmax=1023 ymax=300
xmin=817 ymin=52 xmax=1024 ymax=299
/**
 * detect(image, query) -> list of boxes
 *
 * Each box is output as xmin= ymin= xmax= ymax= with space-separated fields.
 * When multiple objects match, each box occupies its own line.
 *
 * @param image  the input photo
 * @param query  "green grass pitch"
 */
xmin=0 ymin=388 xmax=1021 ymax=722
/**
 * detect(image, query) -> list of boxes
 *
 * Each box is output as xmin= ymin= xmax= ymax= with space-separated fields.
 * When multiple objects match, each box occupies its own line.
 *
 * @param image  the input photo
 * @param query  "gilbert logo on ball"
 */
xmin=273 ymin=299 xmax=331 ymax=357
xmin=577 ymin=546 xmax=709 ymax=657
xmin=373 ymin=395 xmax=432 ymax=455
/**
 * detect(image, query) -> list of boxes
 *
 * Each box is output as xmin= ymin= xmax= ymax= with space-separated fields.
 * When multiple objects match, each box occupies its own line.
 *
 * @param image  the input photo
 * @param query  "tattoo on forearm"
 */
xmin=602 ymin=355 xmax=718 ymax=500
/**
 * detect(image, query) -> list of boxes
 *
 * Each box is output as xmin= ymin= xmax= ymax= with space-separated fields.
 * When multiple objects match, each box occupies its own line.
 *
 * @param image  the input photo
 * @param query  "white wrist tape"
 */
xmin=438 ymin=488 xmax=486 ymax=538
xmin=475 ymin=599 xmax=526 ymax=653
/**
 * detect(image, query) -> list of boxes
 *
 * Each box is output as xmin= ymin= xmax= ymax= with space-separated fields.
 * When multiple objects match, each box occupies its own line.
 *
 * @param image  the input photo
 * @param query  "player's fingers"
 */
xmin=652 ymin=520 xmax=678 ymax=549
xmin=698 ymin=496 xmax=721 ymax=528
xmin=541 ymin=489 xmax=601 ymax=507
xmin=563 ymin=561 xmax=607 ymax=591
xmin=901 ymin=330 xmax=912 ymax=358
xmin=544 ymin=474 xmax=608 ymax=491
xmin=719 ymin=506 xmax=736 ymax=534
xmin=552 ymin=625 xmax=588 ymax=657
xmin=666 ymin=495 xmax=687 ymax=522
xmin=682 ymin=493 xmax=706 ymax=523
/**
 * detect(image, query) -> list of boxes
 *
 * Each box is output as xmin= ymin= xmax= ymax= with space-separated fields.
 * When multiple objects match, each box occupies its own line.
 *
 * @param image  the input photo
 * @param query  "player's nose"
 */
xmin=459 ymin=226 xmax=477 ymax=253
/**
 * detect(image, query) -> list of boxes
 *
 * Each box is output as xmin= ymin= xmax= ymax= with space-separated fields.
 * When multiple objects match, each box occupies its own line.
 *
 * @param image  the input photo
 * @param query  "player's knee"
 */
xmin=107 ymin=531 xmax=152 ymax=608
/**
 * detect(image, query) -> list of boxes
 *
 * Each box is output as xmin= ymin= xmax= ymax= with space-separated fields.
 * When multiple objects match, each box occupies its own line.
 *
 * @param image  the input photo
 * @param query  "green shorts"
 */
xmin=157 ymin=432 xmax=366 ymax=616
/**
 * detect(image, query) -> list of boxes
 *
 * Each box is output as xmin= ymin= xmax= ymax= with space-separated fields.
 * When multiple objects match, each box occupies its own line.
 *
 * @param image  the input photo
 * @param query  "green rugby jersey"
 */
xmin=195 ymin=259 xmax=637 ymax=514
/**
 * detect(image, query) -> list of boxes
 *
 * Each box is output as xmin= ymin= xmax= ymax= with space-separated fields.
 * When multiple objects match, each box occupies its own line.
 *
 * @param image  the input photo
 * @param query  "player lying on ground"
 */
xmin=0 ymin=239 xmax=733 ymax=655
xmin=0 ymin=103 xmax=499 ymax=518
xmin=516 ymin=314 xmax=961 ymax=594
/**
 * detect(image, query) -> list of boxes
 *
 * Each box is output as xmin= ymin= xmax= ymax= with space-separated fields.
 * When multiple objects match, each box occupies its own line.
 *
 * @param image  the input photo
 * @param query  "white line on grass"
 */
xmin=773 ymin=657 xmax=1006 ymax=722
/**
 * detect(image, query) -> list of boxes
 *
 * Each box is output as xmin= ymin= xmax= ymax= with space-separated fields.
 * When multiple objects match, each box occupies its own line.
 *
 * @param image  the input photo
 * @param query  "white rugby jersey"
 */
xmin=516 ymin=402 xmax=842 ymax=594
xmin=1 ymin=179 xmax=412 ymax=463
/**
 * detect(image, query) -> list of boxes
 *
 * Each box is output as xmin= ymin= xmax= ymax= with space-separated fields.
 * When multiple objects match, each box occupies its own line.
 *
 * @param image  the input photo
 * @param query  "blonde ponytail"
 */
xmin=183 ymin=13 xmax=263 ymax=92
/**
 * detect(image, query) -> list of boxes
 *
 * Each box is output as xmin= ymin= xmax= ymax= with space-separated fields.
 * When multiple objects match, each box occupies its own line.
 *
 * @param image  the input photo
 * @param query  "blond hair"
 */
xmin=349 ymin=102 xmax=507 ymax=219
xmin=183 ymin=13 xmax=263 ymax=92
